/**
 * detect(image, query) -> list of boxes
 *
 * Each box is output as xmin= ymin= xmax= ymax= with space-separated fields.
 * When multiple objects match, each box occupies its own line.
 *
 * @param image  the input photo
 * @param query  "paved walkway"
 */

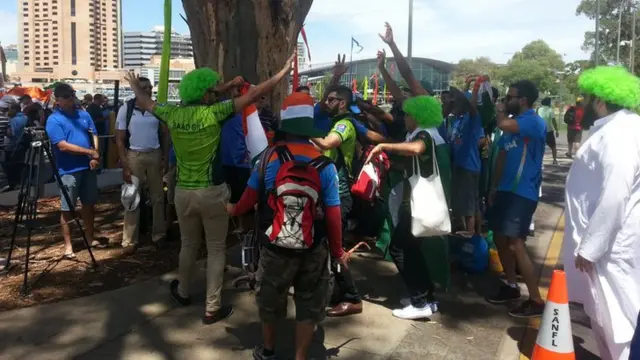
xmin=0 ymin=136 xmax=600 ymax=360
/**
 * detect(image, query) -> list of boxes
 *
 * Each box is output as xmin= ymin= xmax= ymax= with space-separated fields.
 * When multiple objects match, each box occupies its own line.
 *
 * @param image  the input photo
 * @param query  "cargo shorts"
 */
xmin=256 ymin=242 xmax=330 ymax=323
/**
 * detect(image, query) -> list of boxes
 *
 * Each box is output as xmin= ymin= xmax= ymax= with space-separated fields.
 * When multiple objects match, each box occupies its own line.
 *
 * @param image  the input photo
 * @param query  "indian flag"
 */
xmin=241 ymin=83 xmax=268 ymax=164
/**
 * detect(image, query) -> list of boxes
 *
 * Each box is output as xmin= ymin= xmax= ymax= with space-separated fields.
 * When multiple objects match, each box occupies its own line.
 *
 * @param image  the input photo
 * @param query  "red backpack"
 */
xmin=264 ymin=146 xmax=332 ymax=250
xmin=351 ymin=145 xmax=391 ymax=202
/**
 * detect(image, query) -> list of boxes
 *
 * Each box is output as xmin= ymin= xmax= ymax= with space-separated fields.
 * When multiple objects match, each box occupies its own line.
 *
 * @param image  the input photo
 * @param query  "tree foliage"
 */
xmin=498 ymin=40 xmax=566 ymax=95
xmin=452 ymin=57 xmax=500 ymax=88
xmin=577 ymin=0 xmax=640 ymax=72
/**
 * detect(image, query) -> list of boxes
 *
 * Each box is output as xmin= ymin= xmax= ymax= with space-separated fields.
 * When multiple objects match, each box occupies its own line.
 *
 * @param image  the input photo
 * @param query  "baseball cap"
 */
xmin=54 ymin=83 xmax=75 ymax=99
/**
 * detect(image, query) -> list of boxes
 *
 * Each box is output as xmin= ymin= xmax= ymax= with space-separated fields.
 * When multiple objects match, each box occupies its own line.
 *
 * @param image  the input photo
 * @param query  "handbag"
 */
xmin=409 ymin=139 xmax=451 ymax=237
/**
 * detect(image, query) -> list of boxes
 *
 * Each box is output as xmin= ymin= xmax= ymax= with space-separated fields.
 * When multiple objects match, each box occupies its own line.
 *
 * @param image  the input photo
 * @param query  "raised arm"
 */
xmin=233 ymin=53 xmax=295 ymax=111
xmin=379 ymin=22 xmax=428 ymax=96
xmin=125 ymin=72 xmax=156 ymax=112
xmin=319 ymin=54 xmax=349 ymax=109
xmin=377 ymin=49 xmax=407 ymax=106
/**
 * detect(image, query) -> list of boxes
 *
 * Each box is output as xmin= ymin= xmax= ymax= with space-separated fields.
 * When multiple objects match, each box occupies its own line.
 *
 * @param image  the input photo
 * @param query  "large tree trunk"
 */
xmin=182 ymin=0 xmax=313 ymax=109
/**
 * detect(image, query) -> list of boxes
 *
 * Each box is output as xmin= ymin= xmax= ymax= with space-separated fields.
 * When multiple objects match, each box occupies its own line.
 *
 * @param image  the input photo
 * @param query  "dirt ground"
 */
xmin=0 ymin=186 xmax=238 ymax=312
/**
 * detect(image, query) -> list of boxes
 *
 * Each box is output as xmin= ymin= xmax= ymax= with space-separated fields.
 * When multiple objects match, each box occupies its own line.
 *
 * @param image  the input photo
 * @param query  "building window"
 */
xmin=71 ymin=22 xmax=77 ymax=65
xmin=24 ymin=56 xmax=29 ymax=60
xmin=70 ymin=0 xmax=75 ymax=16
xmin=24 ymin=62 xmax=29 ymax=66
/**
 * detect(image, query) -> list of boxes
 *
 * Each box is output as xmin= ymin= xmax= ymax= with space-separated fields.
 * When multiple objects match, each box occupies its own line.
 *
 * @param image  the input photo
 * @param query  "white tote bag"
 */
xmin=409 ymin=140 xmax=451 ymax=237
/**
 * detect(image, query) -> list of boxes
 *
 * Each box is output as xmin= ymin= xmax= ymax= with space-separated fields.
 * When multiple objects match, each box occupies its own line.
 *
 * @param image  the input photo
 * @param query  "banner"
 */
xmin=363 ymin=76 xmax=369 ymax=100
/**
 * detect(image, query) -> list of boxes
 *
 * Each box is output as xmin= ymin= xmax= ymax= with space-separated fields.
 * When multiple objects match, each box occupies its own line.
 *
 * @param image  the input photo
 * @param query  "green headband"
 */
xmin=178 ymin=68 xmax=221 ymax=104
xmin=402 ymin=95 xmax=443 ymax=128
xmin=578 ymin=66 xmax=640 ymax=109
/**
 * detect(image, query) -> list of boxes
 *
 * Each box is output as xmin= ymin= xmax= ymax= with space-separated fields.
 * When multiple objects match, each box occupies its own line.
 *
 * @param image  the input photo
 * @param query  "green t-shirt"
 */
xmin=324 ymin=117 xmax=356 ymax=196
xmin=537 ymin=106 xmax=555 ymax=133
xmin=153 ymin=100 xmax=235 ymax=189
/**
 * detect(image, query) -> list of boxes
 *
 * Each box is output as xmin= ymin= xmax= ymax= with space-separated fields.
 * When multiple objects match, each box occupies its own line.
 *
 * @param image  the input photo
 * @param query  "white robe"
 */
xmin=562 ymin=109 xmax=640 ymax=360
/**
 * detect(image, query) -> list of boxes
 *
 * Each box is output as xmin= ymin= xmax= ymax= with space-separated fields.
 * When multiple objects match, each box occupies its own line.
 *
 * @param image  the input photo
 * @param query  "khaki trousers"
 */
xmin=122 ymin=149 xmax=166 ymax=246
xmin=174 ymin=184 xmax=230 ymax=313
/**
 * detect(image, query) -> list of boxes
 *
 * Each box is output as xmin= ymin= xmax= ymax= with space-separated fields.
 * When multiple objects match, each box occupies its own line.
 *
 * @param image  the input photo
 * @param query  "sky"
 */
xmin=0 ymin=0 xmax=594 ymax=65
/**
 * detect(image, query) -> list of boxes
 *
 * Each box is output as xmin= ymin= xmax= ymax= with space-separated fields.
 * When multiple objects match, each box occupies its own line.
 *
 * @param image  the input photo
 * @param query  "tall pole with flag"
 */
xmin=350 ymin=37 xmax=363 ymax=84
xmin=158 ymin=0 xmax=171 ymax=104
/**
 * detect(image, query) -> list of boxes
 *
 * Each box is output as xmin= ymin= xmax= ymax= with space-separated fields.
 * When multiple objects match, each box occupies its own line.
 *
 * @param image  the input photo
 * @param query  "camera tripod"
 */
xmin=2 ymin=135 xmax=98 ymax=295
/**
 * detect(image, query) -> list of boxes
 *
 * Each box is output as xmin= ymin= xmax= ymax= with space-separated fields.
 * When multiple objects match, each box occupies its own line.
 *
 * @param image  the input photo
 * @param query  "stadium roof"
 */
xmin=299 ymin=57 xmax=456 ymax=75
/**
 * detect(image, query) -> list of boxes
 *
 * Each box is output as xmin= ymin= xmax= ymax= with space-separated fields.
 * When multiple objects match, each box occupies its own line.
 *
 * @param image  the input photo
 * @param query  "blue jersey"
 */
xmin=450 ymin=112 xmax=484 ymax=172
xmin=497 ymin=109 xmax=547 ymax=201
xmin=247 ymin=141 xmax=340 ymax=207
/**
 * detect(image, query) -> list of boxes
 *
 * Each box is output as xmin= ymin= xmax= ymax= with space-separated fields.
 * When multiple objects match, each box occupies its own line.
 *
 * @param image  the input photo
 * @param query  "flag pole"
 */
xmin=349 ymin=37 xmax=354 ymax=85
xmin=157 ymin=0 xmax=171 ymax=104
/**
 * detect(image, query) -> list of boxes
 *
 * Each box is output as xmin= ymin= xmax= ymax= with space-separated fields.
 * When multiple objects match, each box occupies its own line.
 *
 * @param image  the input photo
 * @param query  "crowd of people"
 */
xmin=2 ymin=21 xmax=638 ymax=360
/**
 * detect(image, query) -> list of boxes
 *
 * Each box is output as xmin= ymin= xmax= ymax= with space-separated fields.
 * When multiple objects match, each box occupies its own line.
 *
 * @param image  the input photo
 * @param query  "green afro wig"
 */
xmin=578 ymin=66 xmax=640 ymax=109
xmin=402 ymin=95 xmax=443 ymax=128
xmin=178 ymin=68 xmax=221 ymax=104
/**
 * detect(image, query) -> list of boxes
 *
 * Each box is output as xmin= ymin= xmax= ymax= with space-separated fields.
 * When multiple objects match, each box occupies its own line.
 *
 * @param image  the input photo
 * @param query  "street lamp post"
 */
xmin=596 ymin=0 xmax=601 ymax=65
xmin=408 ymin=0 xmax=413 ymax=64
xmin=617 ymin=2 xmax=623 ymax=64
xmin=632 ymin=2 xmax=637 ymax=73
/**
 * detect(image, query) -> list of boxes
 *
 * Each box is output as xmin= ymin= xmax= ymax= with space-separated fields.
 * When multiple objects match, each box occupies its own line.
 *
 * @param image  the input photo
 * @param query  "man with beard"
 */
xmin=486 ymin=80 xmax=546 ymax=318
xmin=562 ymin=66 xmax=640 ymax=360
xmin=311 ymin=85 xmax=363 ymax=317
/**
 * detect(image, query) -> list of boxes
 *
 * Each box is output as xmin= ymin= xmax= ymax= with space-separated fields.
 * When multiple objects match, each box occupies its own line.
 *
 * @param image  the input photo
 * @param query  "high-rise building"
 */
xmin=17 ymin=0 xmax=123 ymax=82
xmin=297 ymin=41 xmax=307 ymax=70
xmin=123 ymin=27 xmax=192 ymax=68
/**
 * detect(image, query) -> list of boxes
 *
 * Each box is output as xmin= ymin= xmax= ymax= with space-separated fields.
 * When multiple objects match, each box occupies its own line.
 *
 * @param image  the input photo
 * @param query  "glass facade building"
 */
xmin=300 ymin=57 xmax=454 ymax=93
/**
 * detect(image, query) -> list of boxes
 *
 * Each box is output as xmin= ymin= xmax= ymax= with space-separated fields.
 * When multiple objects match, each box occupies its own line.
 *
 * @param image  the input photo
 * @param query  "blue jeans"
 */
xmin=60 ymin=170 xmax=98 ymax=211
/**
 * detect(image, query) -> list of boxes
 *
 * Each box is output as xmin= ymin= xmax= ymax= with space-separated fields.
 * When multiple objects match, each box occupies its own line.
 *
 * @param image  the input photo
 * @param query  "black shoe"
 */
xmin=252 ymin=345 xmax=277 ymax=360
xmin=487 ymin=284 xmax=521 ymax=304
xmin=170 ymin=279 xmax=191 ymax=306
xmin=509 ymin=299 xmax=545 ymax=318
xmin=202 ymin=305 xmax=233 ymax=325
xmin=154 ymin=236 xmax=168 ymax=249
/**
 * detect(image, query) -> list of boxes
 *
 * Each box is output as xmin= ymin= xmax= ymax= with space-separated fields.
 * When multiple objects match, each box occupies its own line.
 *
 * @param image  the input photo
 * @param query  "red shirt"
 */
xmin=571 ymin=106 xmax=584 ymax=131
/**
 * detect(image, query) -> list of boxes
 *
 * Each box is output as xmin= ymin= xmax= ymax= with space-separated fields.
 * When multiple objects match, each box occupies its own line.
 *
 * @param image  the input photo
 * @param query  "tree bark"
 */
xmin=182 ymin=0 xmax=313 ymax=109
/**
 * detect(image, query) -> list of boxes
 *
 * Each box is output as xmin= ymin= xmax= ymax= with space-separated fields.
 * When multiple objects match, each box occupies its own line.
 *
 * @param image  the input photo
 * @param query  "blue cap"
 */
xmin=350 ymin=92 xmax=362 ymax=114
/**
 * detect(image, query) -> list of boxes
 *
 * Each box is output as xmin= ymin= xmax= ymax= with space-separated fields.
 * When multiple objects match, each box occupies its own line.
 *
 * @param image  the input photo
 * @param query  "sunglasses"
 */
xmin=141 ymin=85 xmax=153 ymax=91
xmin=326 ymin=96 xmax=343 ymax=103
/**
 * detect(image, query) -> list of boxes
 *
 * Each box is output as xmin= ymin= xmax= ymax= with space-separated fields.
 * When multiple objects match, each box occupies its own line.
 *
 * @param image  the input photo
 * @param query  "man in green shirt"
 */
xmin=537 ymin=97 xmax=558 ymax=165
xmin=123 ymin=54 xmax=293 ymax=325
xmin=311 ymin=85 xmax=363 ymax=318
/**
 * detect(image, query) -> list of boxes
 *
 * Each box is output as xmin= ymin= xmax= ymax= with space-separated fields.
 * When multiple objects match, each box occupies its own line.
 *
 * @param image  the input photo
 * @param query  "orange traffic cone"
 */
xmin=532 ymin=270 xmax=575 ymax=360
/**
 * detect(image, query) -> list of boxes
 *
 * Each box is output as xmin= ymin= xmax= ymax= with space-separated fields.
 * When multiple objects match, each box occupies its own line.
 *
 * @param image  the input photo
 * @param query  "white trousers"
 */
xmin=591 ymin=319 xmax=630 ymax=360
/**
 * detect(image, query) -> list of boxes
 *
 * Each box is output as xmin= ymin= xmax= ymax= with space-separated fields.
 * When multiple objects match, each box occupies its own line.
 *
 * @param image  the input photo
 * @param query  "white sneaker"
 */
xmin=392 ymin=302 xmax=438 ymax=320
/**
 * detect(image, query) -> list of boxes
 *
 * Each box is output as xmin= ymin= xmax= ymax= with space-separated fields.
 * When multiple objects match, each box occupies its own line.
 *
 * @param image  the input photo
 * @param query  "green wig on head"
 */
xmin=578 ymin=66 xmax=640 ymax=109
xmin=402 ymin=95 xmax=443 ymax=128
xmin=178 ymin=68 xmax=221 ymax=104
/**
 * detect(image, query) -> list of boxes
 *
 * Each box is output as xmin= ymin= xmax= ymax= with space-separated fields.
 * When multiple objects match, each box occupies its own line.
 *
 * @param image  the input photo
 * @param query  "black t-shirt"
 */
xmin=86 ymin=103 xmax=105 ymax=134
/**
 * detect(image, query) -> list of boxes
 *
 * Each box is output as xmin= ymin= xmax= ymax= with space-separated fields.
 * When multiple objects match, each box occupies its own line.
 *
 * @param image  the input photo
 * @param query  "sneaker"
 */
xmin=253 ymin=345 xmax=277 ymax=360
xmin=169 ymin=279 xmax=191 ymax=306
xmin=487 ymin=284 xmax=521 ymax=304
xmin=552 ymin=159 xmax=558 ymax=166
xmin=202 ymin=305 xmax=233 ymax=325
xmin=509 ymin=299 xmax=545 ymax=318
xmin=392 ymin=302 xmax=438 ymax=320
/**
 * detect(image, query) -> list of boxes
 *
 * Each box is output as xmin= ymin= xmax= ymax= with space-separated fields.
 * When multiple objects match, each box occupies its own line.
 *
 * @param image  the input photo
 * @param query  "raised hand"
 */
xmin=377 ymin=49 xmax=386 ymax=69
xmin=379 ymin=22 xmax=394 ymax=44
xmin=332 ymin=53 xmax=349 ymax=77
xmin=230 ymin=76 xmax=245 ymax=87
xmin=124 ymin=71 xmax=140 ymax=87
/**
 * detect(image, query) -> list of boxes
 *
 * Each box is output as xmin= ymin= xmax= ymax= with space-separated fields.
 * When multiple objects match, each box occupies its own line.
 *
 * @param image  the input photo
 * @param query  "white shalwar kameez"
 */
xmin=562 ymin=109 xmax=640 ymax=360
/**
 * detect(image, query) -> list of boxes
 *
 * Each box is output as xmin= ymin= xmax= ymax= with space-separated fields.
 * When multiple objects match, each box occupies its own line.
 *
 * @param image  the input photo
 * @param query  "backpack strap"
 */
xmin=274 ymin=144 xmax=294 ymax=164
xmin=308 ymin=155 xmax=333 ymax=173
xmin=124 ymin=98 xmax=137 ymax=150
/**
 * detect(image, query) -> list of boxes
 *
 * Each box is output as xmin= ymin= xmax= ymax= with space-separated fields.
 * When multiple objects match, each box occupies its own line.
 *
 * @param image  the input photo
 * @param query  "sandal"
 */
xmin=63 ymin=252 xmax=77 ymax=260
